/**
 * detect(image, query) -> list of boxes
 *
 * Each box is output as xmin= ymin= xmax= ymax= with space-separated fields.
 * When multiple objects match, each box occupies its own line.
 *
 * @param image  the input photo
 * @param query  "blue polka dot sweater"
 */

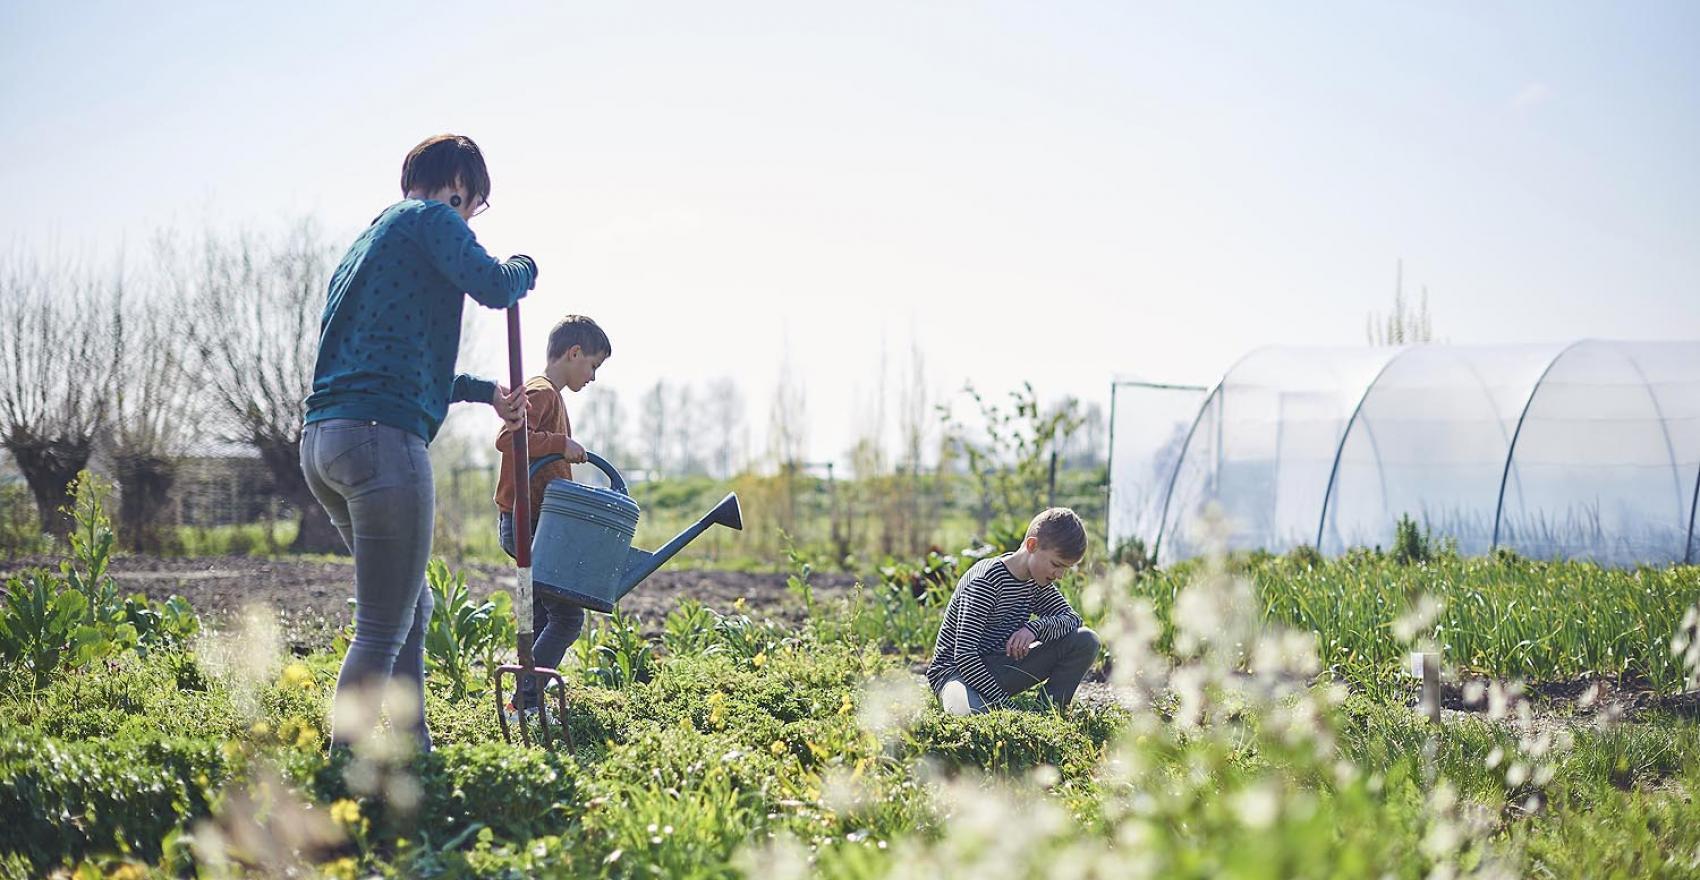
xmin=304 ymin=199 xmax=537 ymax=441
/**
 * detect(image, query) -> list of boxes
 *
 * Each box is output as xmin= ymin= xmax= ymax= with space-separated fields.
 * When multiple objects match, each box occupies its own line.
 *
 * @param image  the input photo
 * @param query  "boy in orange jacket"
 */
xmin=494 ymin=315 xmax=610 ymax=719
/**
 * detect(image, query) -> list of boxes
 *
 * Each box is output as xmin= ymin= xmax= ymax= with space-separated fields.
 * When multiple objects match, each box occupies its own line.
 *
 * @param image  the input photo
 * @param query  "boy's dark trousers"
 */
xmin=498 ymin=511 xmax=586 ymax=708
xmin=938 ymin=627 xmax=1099 ymax=715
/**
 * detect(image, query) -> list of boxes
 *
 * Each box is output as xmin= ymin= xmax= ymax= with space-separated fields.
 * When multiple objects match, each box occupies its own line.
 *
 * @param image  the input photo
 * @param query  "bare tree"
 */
xmin=576 ymin=385 xmax=626 ymax=467
xmin=854 ymin=335 xmax=890 ymax=476
xmin=669 ymin=382 xmax=703 ymax=476
xmin=765 ymin=344 xmax=809 ymax=541
xmin=638 ymin=380 xmax=669 ymax=476
xmin=178 ymin=222 xmax=342 ymax=553
xmin=1076 ymin=401 xmax=1107 ymax=468
xmin=108 ymin=254 xmax=200 ymax=552
xmin=0 ymin=253 xmax=108 ymax=538
xmin=897 ymin=335 xmax=929 ymax=474
xmin=767 ymin=351 xmax=807 ymax=470
xmin=837 ymin=340 xmax=892 ymax=558
xmin=890 ymin=334 xmax=934 ymax=555
xmin=703 ymin=377 xmax=745 ymax=479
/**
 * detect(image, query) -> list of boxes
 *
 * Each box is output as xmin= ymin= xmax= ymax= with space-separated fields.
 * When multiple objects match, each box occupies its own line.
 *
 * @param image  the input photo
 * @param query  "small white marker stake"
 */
xmin=1410 ymin=651 xmax=1441 ymax=723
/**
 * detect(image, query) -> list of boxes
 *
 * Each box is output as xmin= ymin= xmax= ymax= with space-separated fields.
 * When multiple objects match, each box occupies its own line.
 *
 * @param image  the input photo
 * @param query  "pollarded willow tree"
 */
xmin=0 ymin=255 xmax=108 ymax=538
xmin=173 ymin=222 xmax=343 ymax=554
xmin=107 ymin=251 xmax=201 ymax=553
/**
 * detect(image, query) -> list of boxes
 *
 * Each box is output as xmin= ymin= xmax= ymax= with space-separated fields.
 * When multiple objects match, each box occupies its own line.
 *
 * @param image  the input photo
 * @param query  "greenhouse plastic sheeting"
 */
xmin=1108 ymin=341 xmax=1700 ymax=567
xmin=1107 ymin=381 xmax=1208 ymax=558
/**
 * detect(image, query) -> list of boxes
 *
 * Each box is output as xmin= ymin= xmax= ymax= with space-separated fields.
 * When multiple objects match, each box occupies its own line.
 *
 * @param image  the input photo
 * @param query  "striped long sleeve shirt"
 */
xmin=925 ymin=554 xmax=1084 ymax=706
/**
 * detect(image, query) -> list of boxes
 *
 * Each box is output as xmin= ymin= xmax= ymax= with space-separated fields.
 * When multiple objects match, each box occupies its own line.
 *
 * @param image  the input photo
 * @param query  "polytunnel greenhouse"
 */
xmin=1108 ymin=340 xmax=1700 ymax=567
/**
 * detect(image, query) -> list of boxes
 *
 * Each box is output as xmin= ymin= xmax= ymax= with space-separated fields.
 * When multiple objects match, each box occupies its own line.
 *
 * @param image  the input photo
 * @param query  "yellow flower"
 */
xmin=770 ymin=739 xmax=787 ymax=756
xmin=330 ymin=799 xmax=362 ymax=829
xmin=322 ymin=856 xmax=358 ymax=880
xmin=249 ymin=721 xmax=271 ymax=739
xmin=838 ymin=693 xmax=853 ymax=715
xmin=752 ymin=651 xmax=767 ymax=669
xmin=733 ymin=597 xmax=747 ymax=612
xmin=281 ymin=662 xmax=313 ymax=689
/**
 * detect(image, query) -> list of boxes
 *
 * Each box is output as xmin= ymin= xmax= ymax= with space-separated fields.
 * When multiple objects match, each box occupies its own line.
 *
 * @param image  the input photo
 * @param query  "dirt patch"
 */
xmin=1434 ymin=674 xmax=1700 ymax=722
xmin=0 ymin=554 xmax=854 ymax=650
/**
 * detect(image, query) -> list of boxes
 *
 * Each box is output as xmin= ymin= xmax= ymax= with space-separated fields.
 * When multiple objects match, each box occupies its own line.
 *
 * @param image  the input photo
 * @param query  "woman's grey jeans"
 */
xmin=937 ymin=627 xmax=1100 ymax=715
xmin=301 ymin=419 xmax=435 ymax=751
xmin=499 ymin=511 xmax=586 ymax=708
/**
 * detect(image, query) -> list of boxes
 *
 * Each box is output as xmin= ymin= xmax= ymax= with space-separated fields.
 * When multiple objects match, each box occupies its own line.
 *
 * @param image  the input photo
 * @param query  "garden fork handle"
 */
xmin=505 ymin=305 xmax=534 ymax=650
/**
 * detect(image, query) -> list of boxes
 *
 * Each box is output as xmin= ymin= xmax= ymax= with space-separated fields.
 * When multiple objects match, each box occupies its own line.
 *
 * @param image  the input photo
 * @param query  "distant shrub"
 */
xmin=1392 ymin=513 xmax=1431 ymax=565
xmin=1286 ymin=543 xmax=1325 ymax=569
xmin=1112 ymin=536 xmax=1158 ymax=573
xmin=0 ymin=484 xmax=48 ymax=558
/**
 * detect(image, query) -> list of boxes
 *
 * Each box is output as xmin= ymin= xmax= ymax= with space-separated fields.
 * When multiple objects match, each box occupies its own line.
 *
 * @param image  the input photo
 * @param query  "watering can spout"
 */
xmin=614 ymin=493 xmax=743 ymax=599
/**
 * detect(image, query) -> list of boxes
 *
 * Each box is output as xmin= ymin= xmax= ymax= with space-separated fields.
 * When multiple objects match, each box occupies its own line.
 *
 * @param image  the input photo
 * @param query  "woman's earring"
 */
xmin=450 ymin=195 xmax=463 ymax=207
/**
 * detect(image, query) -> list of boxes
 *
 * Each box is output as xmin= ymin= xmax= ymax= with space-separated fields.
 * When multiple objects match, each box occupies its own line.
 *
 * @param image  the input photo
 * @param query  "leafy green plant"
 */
xmin=573 ymin=608 xmax=656 ymax=688
xmin=122 ymin=593 xmax=200 ymax=656
xmin=785 ymin=543 xmax=817 ymax=620
xmin=661 ymin=599 xmax=718 ymax=657
xmin=0 ymin=571 xmax=85 ymax=688
xmin=0 ymin=473 xmax=198 ymax=687
xmin=423 ymin=558 xmax=509 ymax=700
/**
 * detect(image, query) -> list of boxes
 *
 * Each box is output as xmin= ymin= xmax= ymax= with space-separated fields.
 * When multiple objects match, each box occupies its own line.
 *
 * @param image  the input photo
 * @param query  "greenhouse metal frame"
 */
xmin=1108 ymin=340 xmax=1700 ymax=567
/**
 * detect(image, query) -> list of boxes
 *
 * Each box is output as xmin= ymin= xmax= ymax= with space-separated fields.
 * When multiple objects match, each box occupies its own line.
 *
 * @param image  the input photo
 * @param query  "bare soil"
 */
xmin=0 ymin=553 xmax=855 ymax=652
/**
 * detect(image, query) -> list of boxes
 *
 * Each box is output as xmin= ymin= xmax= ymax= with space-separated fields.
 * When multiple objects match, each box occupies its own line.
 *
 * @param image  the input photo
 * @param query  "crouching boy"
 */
xmin=494 ymin=315 xmax=610 ymax=720
xmin=926 ymin=508 xmax=1099 ymax=715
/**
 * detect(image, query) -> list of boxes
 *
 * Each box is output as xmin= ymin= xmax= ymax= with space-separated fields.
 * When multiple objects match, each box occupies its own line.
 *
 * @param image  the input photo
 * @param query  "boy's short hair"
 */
xmin=1027 ymin=507 xmax=1087 ymax=560
xmin=547 ymin=315 xmax=612 ymax=361
xmin=401 ymin=134 xmax=492 ymax=207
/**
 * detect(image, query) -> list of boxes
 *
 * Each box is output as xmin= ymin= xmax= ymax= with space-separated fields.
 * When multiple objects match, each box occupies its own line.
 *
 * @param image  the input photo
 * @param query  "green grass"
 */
xmin=170 ymin=520 xmax=300 ymax=556
xmin=1125 ymin=549 xmax=1700 ymax=695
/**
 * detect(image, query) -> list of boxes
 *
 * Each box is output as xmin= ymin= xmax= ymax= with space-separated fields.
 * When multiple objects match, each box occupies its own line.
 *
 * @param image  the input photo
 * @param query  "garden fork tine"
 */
xmin=495 ymin=660 xmax=573 ymax=750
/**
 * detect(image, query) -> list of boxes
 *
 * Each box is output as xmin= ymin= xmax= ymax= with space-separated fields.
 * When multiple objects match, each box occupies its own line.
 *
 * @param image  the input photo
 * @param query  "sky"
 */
xmin=3 ymin=1 xmax=1697 ymax=467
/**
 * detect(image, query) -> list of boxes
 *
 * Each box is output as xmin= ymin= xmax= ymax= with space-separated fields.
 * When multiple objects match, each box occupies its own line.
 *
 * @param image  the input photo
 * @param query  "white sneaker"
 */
xmin=503 ymin=700 xmax=557 ymax=728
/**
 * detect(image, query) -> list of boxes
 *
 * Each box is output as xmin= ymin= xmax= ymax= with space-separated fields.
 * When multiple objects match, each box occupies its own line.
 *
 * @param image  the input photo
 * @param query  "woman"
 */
xmin=301 ymin=133 xmax=536 ymax=751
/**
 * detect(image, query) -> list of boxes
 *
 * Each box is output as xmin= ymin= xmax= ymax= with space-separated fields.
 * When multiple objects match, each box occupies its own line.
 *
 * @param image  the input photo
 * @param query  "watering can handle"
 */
xmin=528 ymin=451 xmax=628 ymax=495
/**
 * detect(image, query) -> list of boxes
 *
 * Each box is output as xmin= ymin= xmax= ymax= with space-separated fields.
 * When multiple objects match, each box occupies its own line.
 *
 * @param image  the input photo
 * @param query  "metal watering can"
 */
xmin=524 ymin=451 xmax=743 ymax=613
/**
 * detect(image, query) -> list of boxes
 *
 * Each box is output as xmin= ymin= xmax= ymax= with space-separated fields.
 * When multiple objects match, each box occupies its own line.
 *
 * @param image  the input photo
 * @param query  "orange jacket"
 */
xmin=493 ymin=376 xmax=573 ymax=522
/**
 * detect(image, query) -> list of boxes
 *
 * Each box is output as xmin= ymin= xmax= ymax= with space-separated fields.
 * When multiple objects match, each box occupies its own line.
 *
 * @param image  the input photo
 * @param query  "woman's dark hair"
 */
xmin=400 ymin=134 xmax=491 ymax=206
